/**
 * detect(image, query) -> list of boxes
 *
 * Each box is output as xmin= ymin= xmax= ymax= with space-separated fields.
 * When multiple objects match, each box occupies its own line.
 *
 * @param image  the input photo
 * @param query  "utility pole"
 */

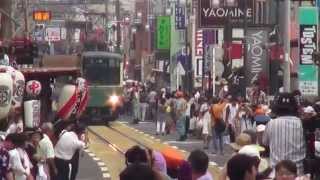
xmin=283 ymin=0 xmax=291 ymax=92
xmin=105 ymin=0 xmax=109 ymax=47
xmin=115 ymin=0 xmax=121 ymax=53
xmin=243 ymin=0 xmax=248 ymax=98
xmin=186 ymin=3 xmax=192 ymax=94
xmin=24 ymin=0 xmax=29 ymax=38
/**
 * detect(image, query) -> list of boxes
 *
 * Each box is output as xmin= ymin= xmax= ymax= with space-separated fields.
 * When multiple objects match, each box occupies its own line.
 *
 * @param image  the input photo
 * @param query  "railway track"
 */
xmin=86 ymin=122 xmax=221 ymax=179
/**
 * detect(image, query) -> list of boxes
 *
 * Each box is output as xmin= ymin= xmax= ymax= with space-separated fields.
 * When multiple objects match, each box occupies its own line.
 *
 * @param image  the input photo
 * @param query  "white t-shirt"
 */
xmin=198 ymin=172 xmax=213 ymax=180
xmin=223 ymin=103 xmax=239 ymax=126
xmin=9 ymin=148 xmax=29 ymax=180
xmin=202 ymin=112 xmax=212 ymax=135
xmin=54 ymin=131 xmax=85 ymax=160
xmin=6 ymin=120 xmax=23 ymax=135
xmin=38 ymin=134 xmax=55 ymax=159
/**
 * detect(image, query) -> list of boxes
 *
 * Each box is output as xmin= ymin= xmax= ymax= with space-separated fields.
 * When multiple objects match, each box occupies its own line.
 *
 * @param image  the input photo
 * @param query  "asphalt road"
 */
xmin=76 ymin=151 xmax=104 ymax=180
xmin=120 ymin=115 xmax=233 ymax=168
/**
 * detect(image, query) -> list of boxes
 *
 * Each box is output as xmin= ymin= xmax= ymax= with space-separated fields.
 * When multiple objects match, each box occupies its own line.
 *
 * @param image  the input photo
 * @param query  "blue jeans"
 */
xmin=212 ymin=127 xmax=224 ymax=153
xmin=176 ymin=115 xmax=186 ymax=137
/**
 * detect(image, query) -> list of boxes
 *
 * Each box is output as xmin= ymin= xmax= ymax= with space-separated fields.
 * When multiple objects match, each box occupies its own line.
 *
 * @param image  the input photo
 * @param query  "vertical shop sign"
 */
xmin=298 ymin=7 xmax=318 ymax=96
xmin=175 ymin=6 xmax=186 ymax=29
xmin=156 ymin=16 xmax=171 ymax=49
xmin=246 ymin=29 xmax=269 ymax=85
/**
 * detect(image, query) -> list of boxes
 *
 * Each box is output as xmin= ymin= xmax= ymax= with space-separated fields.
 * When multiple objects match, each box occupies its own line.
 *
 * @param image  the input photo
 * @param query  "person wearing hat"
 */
xmin=263 ymin=93 xmax=306 ymax=175
xmin=175 ymin=91 xmax=188 ymax=141
xmin=199 ymin=103 xmax=211 ymax=149
xmin=301 ymin=105 xmax=320 ymax=177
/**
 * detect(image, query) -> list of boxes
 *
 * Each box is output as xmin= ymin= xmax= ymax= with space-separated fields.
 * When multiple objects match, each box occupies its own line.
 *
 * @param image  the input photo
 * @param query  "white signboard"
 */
xmin=45 ymin=27 xmax=66 ymax=42
xmin=299 ymin=81 xmax=318 ymax=96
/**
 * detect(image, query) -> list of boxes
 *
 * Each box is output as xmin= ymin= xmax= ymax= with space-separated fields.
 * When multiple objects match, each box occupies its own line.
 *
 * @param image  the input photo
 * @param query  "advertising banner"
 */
xmin=198 ymin=0 xmax=254 ymax=28
xmin=156 ymin=16 xmax=171 ymax=49
xmin=246 ymin=29 xmax=269 ymax=86
xmin=299 ymin=65 xmax=318 ymax=96
xmin=299 ymin=25 xmax=317 ymax=65
xmin=298 ymin=7 xmax=318 ymax=96
xmin=175 ymin=6 xmax=186 ymax=29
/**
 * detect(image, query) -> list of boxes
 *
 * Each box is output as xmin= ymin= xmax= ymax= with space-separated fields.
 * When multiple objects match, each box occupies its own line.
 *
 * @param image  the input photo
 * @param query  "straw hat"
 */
xmin=230 ymin=133 xmax=265 ymax=152
xmin=230 ymin=133 xmax=252 ymax=150
xmin=238 ymin=145 xmax=269 ymax=172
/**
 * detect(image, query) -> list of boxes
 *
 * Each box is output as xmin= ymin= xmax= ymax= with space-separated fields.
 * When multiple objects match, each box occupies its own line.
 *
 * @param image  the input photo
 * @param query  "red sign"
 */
xmin=195 ymin=30 xmax=203 ymax=56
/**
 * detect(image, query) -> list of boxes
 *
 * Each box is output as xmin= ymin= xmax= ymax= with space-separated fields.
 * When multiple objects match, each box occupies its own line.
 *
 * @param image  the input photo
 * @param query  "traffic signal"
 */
xmin=313 ymin=51 xmax=320 ymax=66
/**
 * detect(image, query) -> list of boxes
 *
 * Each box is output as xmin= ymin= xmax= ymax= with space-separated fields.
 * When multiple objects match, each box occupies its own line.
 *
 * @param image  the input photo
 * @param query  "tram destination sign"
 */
xmin=198 ymin=0 xmax=254 ymax=28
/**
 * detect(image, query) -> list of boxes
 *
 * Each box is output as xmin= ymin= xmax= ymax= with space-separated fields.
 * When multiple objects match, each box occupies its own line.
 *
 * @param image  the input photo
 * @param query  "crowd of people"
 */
xmin=120 ymin=146 xmax=213 ymax=180
xmin=0 ymin=111 xmax=87 ymax=180
xmin=122 ymin=80 xmax=320 ymax=180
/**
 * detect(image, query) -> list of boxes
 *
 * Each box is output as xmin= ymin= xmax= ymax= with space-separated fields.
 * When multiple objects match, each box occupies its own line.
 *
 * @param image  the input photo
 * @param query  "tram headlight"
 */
xmin=109 ymin=95 xmax=119 ymax=105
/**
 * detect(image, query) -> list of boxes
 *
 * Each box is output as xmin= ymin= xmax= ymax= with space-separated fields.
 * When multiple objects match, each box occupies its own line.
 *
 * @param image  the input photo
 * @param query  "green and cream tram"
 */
xmin=81 ymin=51 xmax=123 ymax=123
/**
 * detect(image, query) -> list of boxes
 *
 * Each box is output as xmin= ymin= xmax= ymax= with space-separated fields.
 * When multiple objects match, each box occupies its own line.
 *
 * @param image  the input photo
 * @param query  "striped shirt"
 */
xmin=263 ymin=116 xmax=306 ymax=171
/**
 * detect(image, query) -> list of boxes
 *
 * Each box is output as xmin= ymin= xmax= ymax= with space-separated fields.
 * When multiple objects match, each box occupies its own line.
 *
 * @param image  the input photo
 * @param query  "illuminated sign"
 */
xmin=33 ymin=11 xmax=51 ymax=21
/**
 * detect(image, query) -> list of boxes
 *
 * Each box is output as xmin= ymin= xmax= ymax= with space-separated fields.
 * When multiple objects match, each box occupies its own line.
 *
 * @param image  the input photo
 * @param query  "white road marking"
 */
xmin=88 ymin=153 xmax=96 ymax=157
xmin=101 ymin=167 xmax=109 ymax=172
xmin=84 ymin=149 xmax=90 ymax=153
xmin=209 ymin=161 xmax=218 ymax=166
xmin=165 ymin=140 xmax=201 ymax=144
xmin=98 ymin=162 xmax=106 ymax=166
xmin=102 ymin=173 xmax=111 ymax=178
xmin=93 ymin=157 xmax=100 ymax=161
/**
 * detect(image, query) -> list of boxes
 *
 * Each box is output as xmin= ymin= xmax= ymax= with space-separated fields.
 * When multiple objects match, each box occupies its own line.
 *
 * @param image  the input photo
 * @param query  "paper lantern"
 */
xmin=26 ymin=80 xmax=41 ymax=97
xmin=24 ymin=100 xmax=41 ymax=128
xmin=0 ymin=72 xmax=13 ymax=120
xmin=12 ymin=70 xmax=25 ymax=108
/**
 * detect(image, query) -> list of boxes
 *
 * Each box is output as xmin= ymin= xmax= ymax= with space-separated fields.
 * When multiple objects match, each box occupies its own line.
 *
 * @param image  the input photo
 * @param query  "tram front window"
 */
xmin=83 ymin=57 xmax=120 ymax=86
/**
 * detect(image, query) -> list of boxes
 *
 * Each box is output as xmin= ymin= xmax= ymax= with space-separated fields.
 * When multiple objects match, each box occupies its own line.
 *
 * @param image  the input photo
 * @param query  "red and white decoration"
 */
xmin=57 ymin=77 xmax=89 ymax=121
xmin=26 ymin=80 xmax=42 ymax=97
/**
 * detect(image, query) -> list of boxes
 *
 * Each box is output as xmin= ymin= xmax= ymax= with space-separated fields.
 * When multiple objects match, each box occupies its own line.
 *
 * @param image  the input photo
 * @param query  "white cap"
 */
xmin=256 ymin=125 xmax=266 ymax=132
xmin=238 ymin=145 xmax=261 ymax=159
xmin=304 ymin=106 xmax=316 ymax=114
